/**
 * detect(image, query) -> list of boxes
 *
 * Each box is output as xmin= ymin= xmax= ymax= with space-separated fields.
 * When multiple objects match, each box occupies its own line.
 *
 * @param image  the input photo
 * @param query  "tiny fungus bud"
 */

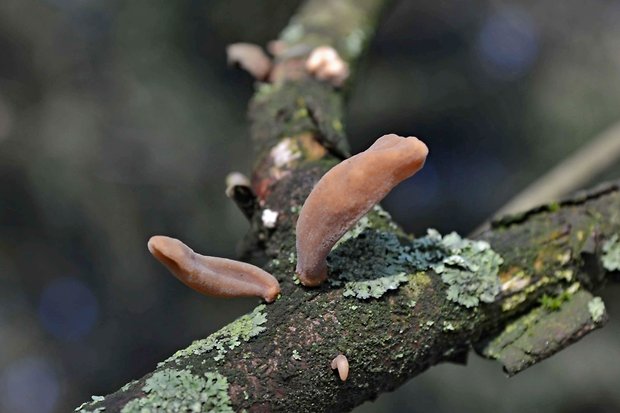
xmin=225 ymin=172 xmax=258 ymax=219
xmin=305 ymin=46 xmax=350 ymax=87
xmin=261 ymin=209 xmax=279 ymax=228
xmin=226 ymin=43 xmax=272 ymax=80
xmin=225 ymin=172 xmax=251 ymax=195
xmin=331 ymin=354 xmax=349 ymax=381
xmin=148 ymin=235 xmax=280 ymax=302
xmin=295 ymin=134 xmax=428 ymax=286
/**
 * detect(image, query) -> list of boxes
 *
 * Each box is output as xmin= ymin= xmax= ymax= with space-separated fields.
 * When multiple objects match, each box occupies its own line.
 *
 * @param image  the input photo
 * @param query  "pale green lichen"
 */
xmin=78 ymin=408 xmax=105 ymax=413
xmin=292 ymin=350 xmax=301 ymax=361
xmin=329 ymin=230 xmax=414 ymax=299
xmin=329 ymin=225 xmax=502 ymax=305
xmin=443 ymin=321 xmax=456 ymax=331
xmin=588 ymin=297 xmax=606 ymax=323
xmin=288 ymin=251 xmax=296 ymax=264
xmin=328 ymin=224 xmax=449 ymax=300
xmin=281 ymin=23 xmax=304 ymax=43
xmin=121 ymin=369 xmax=233 ymax=413
xmin=332 ymin=205 xmax=396 ymax=250
xmin=333 ymin=215 xmax=371 ymax=250
xmin=342 ymin=272 xmax=409 ymax=299
xmin=75 ymin=396 xmax=105 ymax=412
xmin=602 ymin=234 xmax=620 ymax=271
xmin=430 ymin=230 xmax=503 ymax=308
xmin=408 ymin=229 xmax=448 ymax=270
xmin=121 ymin=380 xmax=139 ymax=392
xmin=164 ymin=305 xmax=267 ymax=364
xmin=344 ymin=28 xmax=366 ymax=57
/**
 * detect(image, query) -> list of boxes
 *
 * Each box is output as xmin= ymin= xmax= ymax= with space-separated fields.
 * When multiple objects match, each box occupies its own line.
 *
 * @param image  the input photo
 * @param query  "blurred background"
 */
xmin=1 ymin=0 xmax=620 ymax=412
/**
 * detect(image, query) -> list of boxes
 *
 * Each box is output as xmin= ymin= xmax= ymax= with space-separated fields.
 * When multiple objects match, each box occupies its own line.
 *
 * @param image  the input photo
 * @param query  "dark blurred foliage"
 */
xmin=1 ymin=1 xmax=619 ymax=412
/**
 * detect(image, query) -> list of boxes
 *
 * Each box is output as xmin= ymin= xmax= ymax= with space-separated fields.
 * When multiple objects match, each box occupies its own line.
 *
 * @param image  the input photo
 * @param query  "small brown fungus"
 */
xmin=295 ymin=134 xmax=428 ymax=286
xmin=331 ymin=354 xmax=349 ymax=381
xmin=148 ymin=235 xmax=280 ymax=302
xmin=305 ymin=46 xmax=350 ymax=87
xmin=226 ymin=43 xmax=272 ymax=80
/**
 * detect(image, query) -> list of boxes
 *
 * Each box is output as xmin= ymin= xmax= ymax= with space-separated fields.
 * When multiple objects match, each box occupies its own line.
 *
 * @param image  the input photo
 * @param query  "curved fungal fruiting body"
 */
xmin=331 ymin=354 xmax=349 ymax=381
xmin=295 ymin=134 xmax=429 ymax=286
xmin=148 ymin=235 xmax=280 ymax=302
xmin=226 ymin=43 xmax=272 ymax=80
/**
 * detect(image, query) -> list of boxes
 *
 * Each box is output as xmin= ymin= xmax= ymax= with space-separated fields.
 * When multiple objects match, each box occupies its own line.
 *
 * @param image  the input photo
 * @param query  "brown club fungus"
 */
xmin=226 ymin=43 xmax=272 ymax=80
xmin=295 ymin=134 xmax=429 ymax=286
xmin=148 ymin=235 xmax=280 ymax=302
xmin=331 ymin=354 xmax=349 ymax=381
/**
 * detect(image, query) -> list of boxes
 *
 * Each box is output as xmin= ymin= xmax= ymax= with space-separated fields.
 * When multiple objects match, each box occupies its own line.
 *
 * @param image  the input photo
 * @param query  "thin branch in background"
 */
xmin=474 ymin=120 xmax=620 ymax=234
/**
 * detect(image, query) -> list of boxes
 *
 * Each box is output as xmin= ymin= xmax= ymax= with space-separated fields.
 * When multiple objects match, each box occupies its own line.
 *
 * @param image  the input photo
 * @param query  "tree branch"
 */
xmin=77 ymin=1 xmax=620 ymax=412
xmin=473 ymin=120 xmax=620 ymax=234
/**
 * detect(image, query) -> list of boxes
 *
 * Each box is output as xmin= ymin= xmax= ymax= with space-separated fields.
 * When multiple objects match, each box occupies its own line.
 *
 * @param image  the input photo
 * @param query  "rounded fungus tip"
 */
xmin=331 ymin=354 xmax=349 ymax=381
xmin=295 ymin=134 xmax=428 ymax=286
xmin=226 ymin=43 xmax=272 ymax=80
xmin=225 ymin=172 xmax=251 ymax=190
xmin=305 ymin=46 xmax=350 ymax=87
xmin=147 ymin=235 xmax=280 ymax=302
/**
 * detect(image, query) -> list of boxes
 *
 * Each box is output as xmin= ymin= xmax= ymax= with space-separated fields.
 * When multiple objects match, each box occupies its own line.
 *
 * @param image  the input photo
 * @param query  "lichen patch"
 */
xmin=602 ymin=234 xmax=620 ymax=271
xmin=75 ymin=396 xmax=105 ymax=413
xmin=121 ymin=369 xmax=233 ymax=413
xmin=328 ymin=226 xmax=448 ymax=300
xmin=327 ymin=226 xmax=502 ymax=305
xmin=328 ymin=230 xmax=414 ymax=300
xmin=588 ymin=297 xmax=606 ymax=323
xmin=431 ymin=230 xmax=503 ymax=308
xmin=164 ymin=305 xmax=267 ymax=364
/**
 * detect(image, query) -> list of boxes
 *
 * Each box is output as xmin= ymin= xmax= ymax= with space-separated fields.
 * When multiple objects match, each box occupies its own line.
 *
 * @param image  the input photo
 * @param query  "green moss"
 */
xmin=539 ymin=291 xmax=572 ymax=311
xmin=548 ymin=201 xmax=561 ymax=212
xmin=588 ymin=297 xmax=606 ymax=322
xmin=431 ymin=231 xmax=503 ymax=308
xmin=164 ymin=305 xmax=267 ymax=364
xmin=121 ymin=369 xmax=233 ymax=413
xmin=501 ymin=275 xmax=553 ymax=312
xmin=292 ymin=107 xmax=309 ymax=121
xmin=481 ymin=290 xmax=602 ymax=375
xmin=602 ymin=234 xmax=620 ymax=271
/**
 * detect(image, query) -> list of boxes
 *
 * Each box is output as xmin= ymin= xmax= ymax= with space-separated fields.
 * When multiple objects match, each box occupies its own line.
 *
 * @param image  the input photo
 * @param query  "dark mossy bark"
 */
xmin=82 ymin=178 xmax=620 ymax=413
xmin=77 ymin=0 xmax=620 ymax=412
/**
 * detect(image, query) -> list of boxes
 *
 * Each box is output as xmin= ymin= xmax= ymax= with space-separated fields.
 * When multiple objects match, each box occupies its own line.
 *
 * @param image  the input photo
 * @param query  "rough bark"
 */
xmin=77 ymin=1 xmax=620 ymax=412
